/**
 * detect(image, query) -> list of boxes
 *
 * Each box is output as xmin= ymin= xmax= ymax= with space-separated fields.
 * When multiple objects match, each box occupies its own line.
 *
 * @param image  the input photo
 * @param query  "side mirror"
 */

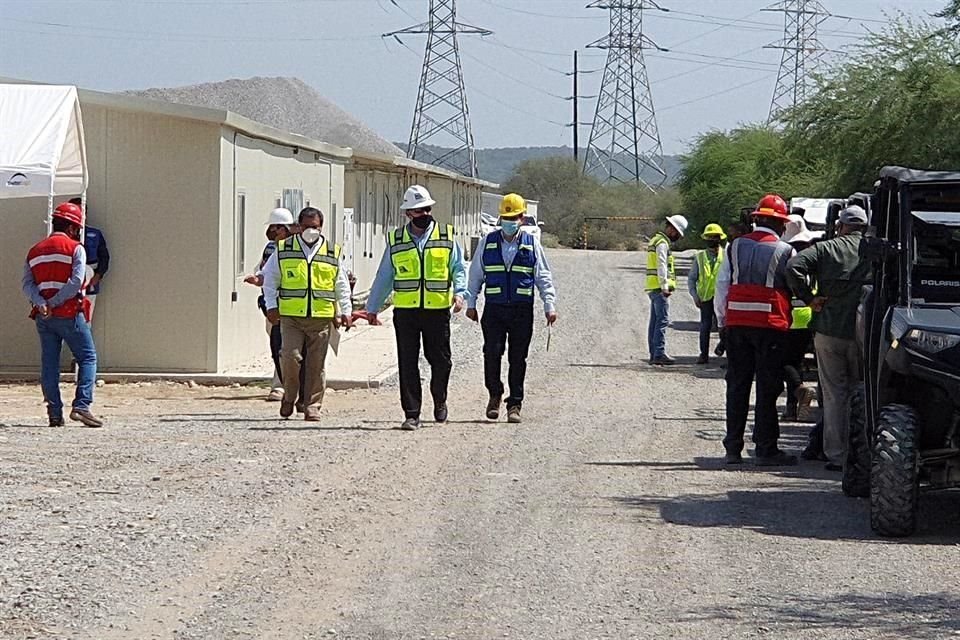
xmin=859 ymin=236 xmax=898 ymax=263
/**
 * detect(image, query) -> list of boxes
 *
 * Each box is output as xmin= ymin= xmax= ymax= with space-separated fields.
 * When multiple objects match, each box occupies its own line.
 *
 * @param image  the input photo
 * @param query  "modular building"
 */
xmin=0 ymin=83 xmax=350 ymax=374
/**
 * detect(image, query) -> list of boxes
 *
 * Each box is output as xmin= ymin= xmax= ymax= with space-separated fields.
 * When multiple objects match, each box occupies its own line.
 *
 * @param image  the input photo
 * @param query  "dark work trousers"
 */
xmin=781 ymin=329 xmax=812 ymax=411
xmin=698 ymin=300 xmax=717 ymax=358
xmin=481 ymin=303 xmax=535 ymax=409
xmin=394 ymin=308 xmax=452 ymax=419
xmin=724 ymin=326 xmax=787 ymax=458
xmin=270 ymin=322 xmax=306 ymax=403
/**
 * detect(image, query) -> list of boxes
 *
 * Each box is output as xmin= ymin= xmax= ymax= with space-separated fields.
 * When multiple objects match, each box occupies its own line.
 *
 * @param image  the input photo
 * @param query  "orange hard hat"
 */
xmin=752 ymin=194 xmax=790 ymax=221
xmin=52 ymin=202 xmax=84 ymax=226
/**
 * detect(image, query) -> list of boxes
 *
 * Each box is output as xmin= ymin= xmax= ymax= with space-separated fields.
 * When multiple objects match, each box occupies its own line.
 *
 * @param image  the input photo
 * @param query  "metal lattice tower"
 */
xmin=385 ymin=1 xmax=490 ymax=178
xmin=584 ymin=0 xmax=666 ymax=189
xmin=766 ymin=0 xmax=829 ymax=121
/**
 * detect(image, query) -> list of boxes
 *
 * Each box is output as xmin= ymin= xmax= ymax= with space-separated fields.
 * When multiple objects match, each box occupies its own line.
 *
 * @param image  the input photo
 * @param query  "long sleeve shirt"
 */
xmin=366 ymin=222 xmax=468 ymax=313
xmin=261 ymin=235 xmax=352 ymax=316
xmin=786 ymin=231 xmax=871 ymax=340
xmin=656 ymin=238 xmax=671 ymax=292
xmin=84 ymin=226 xmax=110 ymax=295
xmin=714 ymin=226 xmax=790 ymax=329
xmin=22 ymin=244 xmax=87 ymax=309
xmin=466 ymin=232 xmax=557 ymax=313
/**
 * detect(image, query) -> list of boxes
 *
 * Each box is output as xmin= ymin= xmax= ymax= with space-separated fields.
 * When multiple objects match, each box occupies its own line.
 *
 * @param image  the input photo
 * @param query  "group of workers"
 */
xmin=649 ymin=194 xmax=872 ymax=470
xmin=21 ymin=185 xmax=557 ymax=431
xmin=245 ymin=185 xmax=557 ymax=429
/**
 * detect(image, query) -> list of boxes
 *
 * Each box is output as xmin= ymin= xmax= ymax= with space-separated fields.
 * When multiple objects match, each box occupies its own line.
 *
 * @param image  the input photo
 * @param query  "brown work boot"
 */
xmin=507 ymin=406 xmax=522 ymax=424
xmin=486 ymin=395 xmax=502 ymax=420
xmin=69 ymin=408 xmax=103 ymax=428
xmin=304 ymin=407 xmax=321 ymax=422
xmin=280 ymin=400 xmax=295 ymax=418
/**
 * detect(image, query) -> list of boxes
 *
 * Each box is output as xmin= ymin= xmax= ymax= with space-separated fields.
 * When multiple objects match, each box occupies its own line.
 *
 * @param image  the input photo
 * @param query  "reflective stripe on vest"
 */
xmin=389 ymin=223 xmax=455 ymax=310
xmin=695 ymin=249 xmax=723 ymax=302
xmin=26 ymin=233 xmax=88 ymax=319
xmin=277 ymin=235 xmax=342 ymax=318
xmin=645 ymin=233 xmax=675 ymax=292
xmin=726 ymin=232 xmax=793 ymax=331
xmin=481 ymin=230 xmax=537 ymax=305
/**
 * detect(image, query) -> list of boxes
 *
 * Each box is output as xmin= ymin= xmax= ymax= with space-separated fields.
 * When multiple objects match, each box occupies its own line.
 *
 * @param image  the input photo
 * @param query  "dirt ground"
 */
xmin=3 ymin=249 xmax=960 ymax=640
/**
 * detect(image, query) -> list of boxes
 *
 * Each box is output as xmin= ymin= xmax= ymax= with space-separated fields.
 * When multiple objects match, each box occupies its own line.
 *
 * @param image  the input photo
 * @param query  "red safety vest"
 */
xmin=726 ymin=230 xmax=793 ymax=331
xmin=26 ymin=233 xmax=90 ymax=320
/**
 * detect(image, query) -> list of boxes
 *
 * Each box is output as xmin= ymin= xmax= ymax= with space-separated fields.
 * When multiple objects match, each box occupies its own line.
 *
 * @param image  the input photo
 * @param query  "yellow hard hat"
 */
xmin=499 ymin=193 xmax=526 ymax=218
xmin=701 ymin=223 xmax=727 ymax=240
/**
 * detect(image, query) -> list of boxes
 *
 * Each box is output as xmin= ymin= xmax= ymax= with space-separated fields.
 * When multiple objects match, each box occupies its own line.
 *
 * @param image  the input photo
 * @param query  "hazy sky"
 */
xmin=0 ymin=0 xmax=947 ymax=154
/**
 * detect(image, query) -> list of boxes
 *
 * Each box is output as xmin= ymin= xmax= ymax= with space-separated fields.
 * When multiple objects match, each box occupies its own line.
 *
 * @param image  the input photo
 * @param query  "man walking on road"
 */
xmin=786 ymin=205 xmax=872 ymax=472
xmin=22 ymin=202 xmax=103 ymax=428
xmin=262 ymin=207 xmax=352 ymax=422
xmin=714 ymin=194 xmax=797 ymax=466
xmin=646 ymin=215 xmax=688 ymax=365
xmin=466 ymin=193 xmax=558 ymax=424
xmin=688 ymin=223 xmax=725 ymax=365
xmin=367 ymin=185 xmax=468 ymax=431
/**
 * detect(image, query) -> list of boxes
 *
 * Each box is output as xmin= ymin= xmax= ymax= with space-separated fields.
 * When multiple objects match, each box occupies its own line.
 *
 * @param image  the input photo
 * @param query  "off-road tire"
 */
xmin=870 ymin=404 xmax=920 ymax=537
xmin=842 ymin=385 xmax=870 ymax=498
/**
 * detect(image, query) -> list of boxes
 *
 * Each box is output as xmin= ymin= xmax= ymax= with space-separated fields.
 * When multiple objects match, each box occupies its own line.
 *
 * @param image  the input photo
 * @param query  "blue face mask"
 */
xmin=500 ymin=220 xmax=521 ymax=235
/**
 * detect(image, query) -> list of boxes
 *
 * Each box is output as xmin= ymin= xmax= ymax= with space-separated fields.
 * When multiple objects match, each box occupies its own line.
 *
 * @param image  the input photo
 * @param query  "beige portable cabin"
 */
xmin=344 ymin=150 xmax=497 ymax=298
xmin=0 ymin=84 xmax=350 ymax=374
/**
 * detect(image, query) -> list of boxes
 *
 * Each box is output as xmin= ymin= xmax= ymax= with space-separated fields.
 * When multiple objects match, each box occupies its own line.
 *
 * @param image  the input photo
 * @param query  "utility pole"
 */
xmin=573 ymin=50 xmax=579 ymax=164
xmin=583 ymin=0 xmax=667 ymax=189
xmin=384 ymin=0 xmax=491 ymax=178
xmin=765 ymin=0 xmax=829 ymax=121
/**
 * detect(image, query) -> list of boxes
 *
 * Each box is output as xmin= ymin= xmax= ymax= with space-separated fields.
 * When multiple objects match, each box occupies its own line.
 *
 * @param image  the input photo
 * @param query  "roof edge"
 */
xmin=352 ymin=148 xmax=499 ymax=189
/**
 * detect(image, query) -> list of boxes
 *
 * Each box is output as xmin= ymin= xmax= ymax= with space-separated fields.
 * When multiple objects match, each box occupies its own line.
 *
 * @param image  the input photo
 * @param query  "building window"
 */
xmin=283 ymin=188 xmax=304 ymax=215
xmin=235 ymin=193 xmax=247 ymax=276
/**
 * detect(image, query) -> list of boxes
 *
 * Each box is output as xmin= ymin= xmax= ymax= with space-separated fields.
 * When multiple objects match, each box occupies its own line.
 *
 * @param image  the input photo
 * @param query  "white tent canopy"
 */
xmin=0 ymin=84 xmax=87 ymax=200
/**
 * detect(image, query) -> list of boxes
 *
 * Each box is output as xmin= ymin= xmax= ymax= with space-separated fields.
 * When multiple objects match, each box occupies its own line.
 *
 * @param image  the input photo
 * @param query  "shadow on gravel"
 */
xmin=689 ymin=591 xmax=960 ymax=637
xmin=612 ymin=488 xmax=960 ymax=543
xmin=670 ymin=321 xmax=702 ymax=332
xmin=587 ymin=457 xmax=722 ymax=472
xmin=249 ymin=424 xmax=388 ymax=432
xmin=569 ymin=356 xmax=705 ymax=371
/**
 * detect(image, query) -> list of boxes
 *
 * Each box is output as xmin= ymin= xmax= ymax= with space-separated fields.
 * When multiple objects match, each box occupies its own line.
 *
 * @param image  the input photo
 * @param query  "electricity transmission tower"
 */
xmin=385 ymin=0 xmax=490 ymax=178
xmin=583 ymin=0 xmax=667 ymax=189
xmin=765 ymin=0 xmax=829 ymax=121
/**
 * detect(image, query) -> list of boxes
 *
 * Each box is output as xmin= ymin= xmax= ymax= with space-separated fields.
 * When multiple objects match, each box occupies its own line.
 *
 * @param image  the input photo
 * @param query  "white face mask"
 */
xmin=300 ymin=227 xmax=321 ymax=244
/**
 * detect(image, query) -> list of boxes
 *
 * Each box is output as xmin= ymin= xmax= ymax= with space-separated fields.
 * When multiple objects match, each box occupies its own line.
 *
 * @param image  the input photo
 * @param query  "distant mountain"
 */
xmin=396 ymin=143 xmax=683 ymax=187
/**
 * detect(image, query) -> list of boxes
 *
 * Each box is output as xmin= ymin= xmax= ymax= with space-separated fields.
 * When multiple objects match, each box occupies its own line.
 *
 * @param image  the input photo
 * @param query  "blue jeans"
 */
xmin=36 ymin=315 xmax=97 ymax=416
xmin=647 ymin=291 xmax=670 ymax=359
xmin=699 ymin=300 xmax=717 ymax=358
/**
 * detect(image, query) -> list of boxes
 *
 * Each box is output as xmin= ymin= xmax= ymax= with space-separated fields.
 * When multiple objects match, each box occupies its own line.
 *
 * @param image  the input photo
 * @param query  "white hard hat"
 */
xmin=400 ymin=185 xmax=437 ymax=211
xmin=666 ymin=215 xmax=688 ymax=237
xmin=782 ymin=214 xmax=815 ymax=243
xmin=266 ymin=207 xmax=294 ymax=226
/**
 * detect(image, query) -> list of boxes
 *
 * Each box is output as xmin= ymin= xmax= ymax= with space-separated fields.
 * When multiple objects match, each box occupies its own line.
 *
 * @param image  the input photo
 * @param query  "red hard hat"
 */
xmin=52 ymin=202 xmax=84 ymax=227
xmin=752 ymin=194 xmax=790 ymax=221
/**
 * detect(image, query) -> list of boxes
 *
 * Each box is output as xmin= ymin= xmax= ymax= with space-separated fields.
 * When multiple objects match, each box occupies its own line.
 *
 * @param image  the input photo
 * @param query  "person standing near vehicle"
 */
xmin=465 ymin=193 xmax=557 ymax=423
xmin=779 ymin=215 xmax=819 ymax=422
xmin=69 ymin=197 xmax=109 ymax=322
xmin=645 ymin=215 xmax=688 ymax=365
xmin=688 ymin=223 xmax=726 ymax=365
xmin=714 ymin=194 xmax=797 ymax=466
xmin=22 ymin=202 xmax=103 ymax=428
xmin=786 ymin=205 xmax=872 ymax=472
xmin=262 ymin=207 xmax=352 ymax=422
xmin=367 ymin=185 xmax=468 ymax=431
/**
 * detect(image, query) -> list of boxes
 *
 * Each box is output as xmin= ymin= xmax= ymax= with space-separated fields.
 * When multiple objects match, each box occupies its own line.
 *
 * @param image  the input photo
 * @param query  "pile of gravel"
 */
xmin=125 ymin=76 xmax=402 ymax=156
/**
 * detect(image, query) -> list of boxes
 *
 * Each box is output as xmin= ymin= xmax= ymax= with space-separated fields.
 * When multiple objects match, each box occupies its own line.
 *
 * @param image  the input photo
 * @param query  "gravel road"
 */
xmin=3 ymin=248 xmax=960 ymax=640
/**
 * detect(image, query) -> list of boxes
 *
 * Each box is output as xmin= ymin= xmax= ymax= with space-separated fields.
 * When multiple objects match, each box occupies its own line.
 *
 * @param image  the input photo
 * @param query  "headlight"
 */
xmin=904 ymin=329 xmax=960 ymax=353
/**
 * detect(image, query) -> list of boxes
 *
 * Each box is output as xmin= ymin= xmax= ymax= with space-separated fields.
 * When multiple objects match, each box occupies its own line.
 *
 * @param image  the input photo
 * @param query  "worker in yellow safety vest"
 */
xmin=262 ymin=207 xmax=353 ymax=422
xmin=687 ymin=223 xmax=726 ymax=364
xmin=646 ymin=215 xmax=688 ymax=365
xmin=366 ymin=185 xmax=468 ymax=431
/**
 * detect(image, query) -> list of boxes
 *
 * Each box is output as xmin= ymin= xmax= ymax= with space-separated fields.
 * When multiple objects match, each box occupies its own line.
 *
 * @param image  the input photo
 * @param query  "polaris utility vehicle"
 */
xmin=844 ymin=167 xmax=960 ymax=537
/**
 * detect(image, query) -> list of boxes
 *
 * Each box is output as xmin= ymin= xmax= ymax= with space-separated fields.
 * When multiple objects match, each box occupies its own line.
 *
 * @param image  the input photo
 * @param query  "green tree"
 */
xmin=782 ymin=20 xmax=960 ymax=194
xmin=677 ymin=126 xmax=819 ymax=237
